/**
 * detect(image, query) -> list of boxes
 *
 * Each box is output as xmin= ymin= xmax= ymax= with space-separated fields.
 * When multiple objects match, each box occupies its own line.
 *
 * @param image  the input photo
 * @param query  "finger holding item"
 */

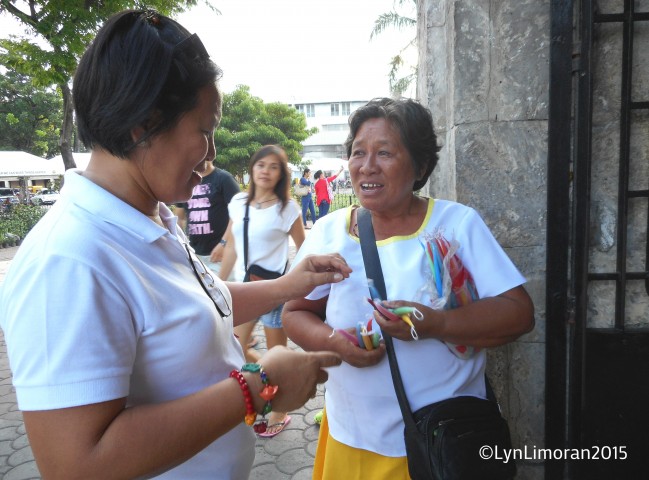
xmin=368 ymin=298 xmax=420 ymax=341
xmin=343 ymin=337 xmax=386 ymax=367
xmin=327 ymin=325 xmax=385 ymax=367
xmin=372 ymin=308 xmax=416 ymax=341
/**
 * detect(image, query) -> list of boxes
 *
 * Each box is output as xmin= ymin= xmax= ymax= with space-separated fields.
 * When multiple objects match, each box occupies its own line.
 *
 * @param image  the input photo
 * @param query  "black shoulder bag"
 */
xmin=357 ymin=207 xmax=516 ymax=480
xmin=243 ymin=202 xmax=286 ymax=282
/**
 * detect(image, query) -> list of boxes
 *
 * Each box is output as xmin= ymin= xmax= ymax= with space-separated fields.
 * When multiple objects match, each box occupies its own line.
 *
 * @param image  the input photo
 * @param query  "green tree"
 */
xmin=0 ymin=70 xmax=63 ymax=157
xmin=370 ymin=0 xmax=417 ymax=97
xmin=0 ymin=0 xmax=215 ymax=169
xmin=214 ymin=85 xmax=317 ymax=180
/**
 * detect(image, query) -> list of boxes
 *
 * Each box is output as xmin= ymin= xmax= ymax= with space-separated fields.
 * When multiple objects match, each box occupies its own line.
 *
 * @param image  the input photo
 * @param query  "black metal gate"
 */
xmin=548 ymin=1 xmax=649 ymax=479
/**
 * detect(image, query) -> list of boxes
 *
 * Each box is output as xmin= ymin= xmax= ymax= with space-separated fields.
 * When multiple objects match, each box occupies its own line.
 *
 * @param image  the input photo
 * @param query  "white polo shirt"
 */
xmin=0 ymin=169 xmax=253 ymax=479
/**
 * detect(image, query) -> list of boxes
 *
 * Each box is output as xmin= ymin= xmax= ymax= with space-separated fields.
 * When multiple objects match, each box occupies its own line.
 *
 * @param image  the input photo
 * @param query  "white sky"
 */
xmin=1 ymin=0 xmax=417 ymax=103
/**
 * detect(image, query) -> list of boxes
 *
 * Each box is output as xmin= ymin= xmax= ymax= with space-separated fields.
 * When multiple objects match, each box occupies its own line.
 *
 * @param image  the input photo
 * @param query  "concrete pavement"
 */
xmin=0 ymin=245 xmax=39 ymax=480
xmin=0 ymin=243 xmax=323 ymax=479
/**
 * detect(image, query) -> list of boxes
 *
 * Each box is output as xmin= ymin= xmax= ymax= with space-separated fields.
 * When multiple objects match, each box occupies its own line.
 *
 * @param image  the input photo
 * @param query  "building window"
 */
xmin=341 ymin=102 xmax=351 ymax=116
xmin=322 ymin=124 xmax=348 ymax=131
xmin=296 ymin=104 xmax=314 ymax=117
xmin=331 ymin=103 xmax=340 ymax=116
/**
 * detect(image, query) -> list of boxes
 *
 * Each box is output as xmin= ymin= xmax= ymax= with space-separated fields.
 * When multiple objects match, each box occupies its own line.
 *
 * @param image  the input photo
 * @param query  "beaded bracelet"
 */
xmin=242 ymin=363 xmax=278 ymax=433
xmin=229 ymin=369 xmax=256 ymax=426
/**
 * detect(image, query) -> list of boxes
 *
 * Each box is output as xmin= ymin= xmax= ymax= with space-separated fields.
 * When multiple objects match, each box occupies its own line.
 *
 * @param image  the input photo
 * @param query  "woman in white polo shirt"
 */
xmin=0 ymin=10 xmax=350 ymax=480
xmin=283 ymin=98 xmax=535 ymax=479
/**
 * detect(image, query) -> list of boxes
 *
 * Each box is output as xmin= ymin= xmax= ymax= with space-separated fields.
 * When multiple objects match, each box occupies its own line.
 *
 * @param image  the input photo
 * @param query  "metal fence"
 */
xmin=297 ymin=189 xmax=359 ymax=220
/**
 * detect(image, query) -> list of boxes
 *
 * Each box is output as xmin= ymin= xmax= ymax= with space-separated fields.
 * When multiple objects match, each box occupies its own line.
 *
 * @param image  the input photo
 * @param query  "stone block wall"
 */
xmin=418 ymin=1 xmax=550 ymax=478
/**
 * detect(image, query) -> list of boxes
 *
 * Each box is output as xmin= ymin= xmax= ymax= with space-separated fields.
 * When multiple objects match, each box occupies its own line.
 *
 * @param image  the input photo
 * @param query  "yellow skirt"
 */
xmin=312 ymin=409 xmax=410 ymax=480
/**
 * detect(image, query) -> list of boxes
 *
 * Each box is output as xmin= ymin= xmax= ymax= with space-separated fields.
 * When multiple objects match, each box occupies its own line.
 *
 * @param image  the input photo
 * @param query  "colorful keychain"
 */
xmin=367 ymin=298 xmax=420 ymax=340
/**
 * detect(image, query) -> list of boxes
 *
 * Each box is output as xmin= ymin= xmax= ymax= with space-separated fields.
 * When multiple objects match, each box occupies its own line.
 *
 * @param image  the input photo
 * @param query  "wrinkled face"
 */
xmin=348 ymin=117 xmax=417 ymax=212
xmin=138 ymin=84 xmax=220 ymax=204
xmin=252 ymin=154 xmax=283 ymax=190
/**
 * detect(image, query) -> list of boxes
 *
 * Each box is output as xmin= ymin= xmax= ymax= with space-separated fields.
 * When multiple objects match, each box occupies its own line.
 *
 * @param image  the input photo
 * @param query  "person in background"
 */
xmin=176 ymin=160 xmax=239 ymax=278
xmin=299 ymin=168 xmax=316 ymax=229
xmin=282 ymin=97 xmax=534 ymax=479
xmin=218 ymin=144 xmax=305 ymax=438
xmin=314 ymin=165 xmax=344 ymax=219
xmin=0 ymin=11 xmax=351 ymax=479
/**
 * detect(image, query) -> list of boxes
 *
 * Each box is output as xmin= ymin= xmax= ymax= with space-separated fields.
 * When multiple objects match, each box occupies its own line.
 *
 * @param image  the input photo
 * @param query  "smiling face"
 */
xmin=137 ymin=83 xmax=221 ymax=205
xmin=348 ymin=117 xmax=418 ymax=213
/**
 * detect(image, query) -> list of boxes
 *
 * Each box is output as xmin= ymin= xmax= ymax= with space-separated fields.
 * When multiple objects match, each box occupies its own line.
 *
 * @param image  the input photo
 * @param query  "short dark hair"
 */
xmin=74 ymin=10 xmax=223 ymax=157
xmin=303 ymin=168 xmax=310 ymax=176
xmin=344 ymin=98 xmax=440 ymax=191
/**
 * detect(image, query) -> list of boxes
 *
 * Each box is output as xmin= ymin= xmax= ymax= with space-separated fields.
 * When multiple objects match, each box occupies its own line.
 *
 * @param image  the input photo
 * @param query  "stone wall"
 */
xmin=418 ymin=1 xmax=549 ymax=478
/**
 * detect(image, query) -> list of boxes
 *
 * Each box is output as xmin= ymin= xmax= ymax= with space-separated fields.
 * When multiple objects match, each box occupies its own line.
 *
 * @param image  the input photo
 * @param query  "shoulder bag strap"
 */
xmin=357 ymin=207 xmax=418 ymax=430
xmin=244 ymin=202 xmax=250 ymax=271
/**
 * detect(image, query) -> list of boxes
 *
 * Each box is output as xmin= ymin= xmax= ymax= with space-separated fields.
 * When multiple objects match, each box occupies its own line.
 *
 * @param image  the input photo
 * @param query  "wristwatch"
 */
xmin=219 ymin=239 xmax=227 ymax=246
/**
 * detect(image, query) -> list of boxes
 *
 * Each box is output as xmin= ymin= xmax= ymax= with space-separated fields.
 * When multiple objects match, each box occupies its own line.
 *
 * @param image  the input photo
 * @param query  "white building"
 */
xmin=292 ymin=98 xmax=368 ymax=159
xmin=290 ymin=97 xmax=368 ymax=179
xmin=0 ymin=152 xmax=91 ymax=190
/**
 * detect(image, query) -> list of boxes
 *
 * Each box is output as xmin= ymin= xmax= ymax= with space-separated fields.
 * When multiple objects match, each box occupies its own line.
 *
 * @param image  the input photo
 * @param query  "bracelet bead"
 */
xmin=229 ymin=369 xmax=256 ymax=426
xmin=241 ymin=363 xmax=278 ymax=428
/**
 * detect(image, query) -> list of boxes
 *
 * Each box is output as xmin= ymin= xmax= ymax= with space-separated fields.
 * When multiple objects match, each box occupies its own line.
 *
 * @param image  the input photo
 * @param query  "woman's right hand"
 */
xmin=255 ymin=346 xmax=341 ymax=413
xmin=328 ymin=328 xmax=386 ymax=368
xmin=283 ymin=297 xmax=385 ymax=369
xmin=279 ymin=253 xmax=352 ymax=300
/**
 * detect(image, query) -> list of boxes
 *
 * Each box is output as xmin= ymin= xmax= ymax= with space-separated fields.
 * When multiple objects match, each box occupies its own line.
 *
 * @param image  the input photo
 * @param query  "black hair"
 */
xmin=74 ymin=9 xmax=223 ymax=157
xmin=344 ymin=97 xmax=440 ymax=191
xmin=302 ymin=168 xmax=310 ymax=176
xmin=247 ymin=145 xmax=292 ymax=211
xmin=314 ymin=170 xmax=323 ymax=180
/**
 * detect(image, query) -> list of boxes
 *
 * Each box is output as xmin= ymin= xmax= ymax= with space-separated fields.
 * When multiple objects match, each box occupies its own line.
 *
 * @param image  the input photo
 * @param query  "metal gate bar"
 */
xmin=571 ymin=1 xmax=649 ymax=478
xmin=585 ymin=1 xmax=649 ymax=325
xmin=545 ymin=1 xmax=574 ymax=478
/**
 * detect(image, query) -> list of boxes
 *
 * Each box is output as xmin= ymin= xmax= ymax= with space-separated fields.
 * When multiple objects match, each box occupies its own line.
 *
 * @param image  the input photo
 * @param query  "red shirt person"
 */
xmin=314 ymin=166 xmax=344 ymax=219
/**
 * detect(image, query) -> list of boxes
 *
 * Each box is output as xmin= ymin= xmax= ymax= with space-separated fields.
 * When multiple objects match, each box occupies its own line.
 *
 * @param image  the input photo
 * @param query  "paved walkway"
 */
xmin=0 ymin=240 xmax=323 ymax=479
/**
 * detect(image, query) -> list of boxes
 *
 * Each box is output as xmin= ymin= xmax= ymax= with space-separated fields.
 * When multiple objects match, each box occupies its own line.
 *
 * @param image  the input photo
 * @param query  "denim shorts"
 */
xmin=260 ymin=304 xmax=284 ymax=329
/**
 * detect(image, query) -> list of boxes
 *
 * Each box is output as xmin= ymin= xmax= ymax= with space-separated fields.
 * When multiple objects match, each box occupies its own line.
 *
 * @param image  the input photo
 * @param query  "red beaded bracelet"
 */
xmin=229 ymin=369 xmax=256 ymax=426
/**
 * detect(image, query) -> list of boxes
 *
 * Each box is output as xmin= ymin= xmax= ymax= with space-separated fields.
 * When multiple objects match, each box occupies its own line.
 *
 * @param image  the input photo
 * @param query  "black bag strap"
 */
xmin=357 ymin=207 xmax=499 ymax=425
xmin=357 ymin=207 xmax=418 ymax=430
xmin=244 ymin=202 xmax=250 ymax=271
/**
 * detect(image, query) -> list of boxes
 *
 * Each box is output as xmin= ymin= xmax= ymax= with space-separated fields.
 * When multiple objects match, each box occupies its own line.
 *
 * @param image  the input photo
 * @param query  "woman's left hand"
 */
xmin=375 ymin=286 xmax=535 ymax=347
xmin=372 ymin=300 xmax=437 ymax=342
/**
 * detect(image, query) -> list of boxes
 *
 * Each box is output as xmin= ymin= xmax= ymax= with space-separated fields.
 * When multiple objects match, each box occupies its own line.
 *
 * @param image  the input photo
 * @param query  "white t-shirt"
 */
xmin=227 ymin=193 xmax=300 ymax=282
xmin=292 ymin=199 xmax=527 ymax=457
xmin=0 ymin=169 xmax=253 ymax=479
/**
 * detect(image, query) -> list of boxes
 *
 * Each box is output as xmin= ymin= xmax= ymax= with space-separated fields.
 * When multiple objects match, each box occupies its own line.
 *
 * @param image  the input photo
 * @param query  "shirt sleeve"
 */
xmin=453 ymin=207 xmax=526 ymax=298
xmin=222 ymin=173 xmax=241 ymax=203
xmin=282 ymin=200 xmax=301 ymax=230
xmin=4 ymin=253 xmax=136 ymax=410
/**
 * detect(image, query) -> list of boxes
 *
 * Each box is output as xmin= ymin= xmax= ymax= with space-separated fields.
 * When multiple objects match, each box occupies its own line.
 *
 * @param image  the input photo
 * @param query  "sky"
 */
xmin=180 ymin=0 xmax=416 ymax=102
xmin=0 ymin=0 xmax=417 ymax=103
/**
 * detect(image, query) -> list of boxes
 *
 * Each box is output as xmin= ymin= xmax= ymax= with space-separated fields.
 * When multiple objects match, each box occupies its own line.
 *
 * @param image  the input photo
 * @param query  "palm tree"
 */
xmin=370 ymin=0 xmax=417 ymax=97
